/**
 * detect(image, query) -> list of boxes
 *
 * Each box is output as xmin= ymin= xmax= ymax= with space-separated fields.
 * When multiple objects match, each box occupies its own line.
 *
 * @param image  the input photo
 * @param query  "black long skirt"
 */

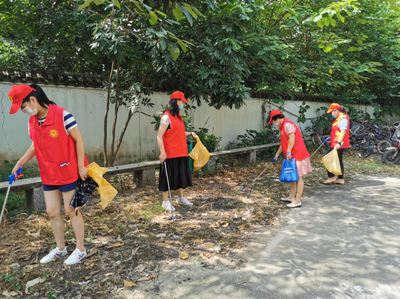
xmin=159 ymin=157 xmax=192 ymax=192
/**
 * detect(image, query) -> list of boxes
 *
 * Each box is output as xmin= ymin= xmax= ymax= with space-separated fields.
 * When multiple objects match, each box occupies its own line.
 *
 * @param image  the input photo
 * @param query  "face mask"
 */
xmin=179 ymin=103 xmax=184 ymax=110
xmin=22 ymin=104 xmax=38 ymax=116
xmin=332 ymin=112 xmax=337 ymax=118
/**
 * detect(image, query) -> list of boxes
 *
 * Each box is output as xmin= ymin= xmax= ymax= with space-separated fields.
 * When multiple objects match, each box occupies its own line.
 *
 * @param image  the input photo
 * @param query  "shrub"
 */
xmin=306 ymin=106 xmax=333 ymax=135
xmin=226 ymin=126 xmax=280 ymax=149
xmin=193 ymin=127 xmax=222 ymax=152
xmin=0 ymin=160 xmax=40 ymax=215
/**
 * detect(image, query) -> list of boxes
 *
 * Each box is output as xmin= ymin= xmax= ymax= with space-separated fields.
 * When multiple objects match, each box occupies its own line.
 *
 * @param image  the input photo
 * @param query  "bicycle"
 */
xmin=310 ymin=131 xmax=330 ymax=154
xmin=358 ymin=133 xmax=376 ymax=158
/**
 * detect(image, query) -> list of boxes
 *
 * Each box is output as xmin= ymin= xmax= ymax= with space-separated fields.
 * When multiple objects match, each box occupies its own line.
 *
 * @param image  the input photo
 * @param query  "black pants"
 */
xmin=327 ymin=148 xmax=345 ymax=179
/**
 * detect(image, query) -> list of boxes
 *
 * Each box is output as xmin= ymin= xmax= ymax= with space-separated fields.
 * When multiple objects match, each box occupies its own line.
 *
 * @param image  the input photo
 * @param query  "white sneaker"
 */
xmin=162 ymin=201 xmax=175 ymax=211
xmin=40 ymin=247 xmax=68 ymax=264
xmin=281 ymin=197 xmax=294 ymax=202
xmin=64 ymin=248 xmax=87 ymax=265
xmin=176 ymin=197 xmax=193 ymax=206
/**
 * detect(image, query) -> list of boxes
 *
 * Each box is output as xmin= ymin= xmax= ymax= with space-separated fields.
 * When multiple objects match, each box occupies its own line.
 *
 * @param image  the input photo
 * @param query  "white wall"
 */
xmin=0 ymin=82 xmax=375 ymax=166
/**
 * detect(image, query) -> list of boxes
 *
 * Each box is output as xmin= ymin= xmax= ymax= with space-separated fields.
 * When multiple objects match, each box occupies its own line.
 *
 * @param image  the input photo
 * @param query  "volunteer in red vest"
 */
xmin=157 ymin=91 xmax=198 ymax=211
xmin=9 ymin=84 xmax=88 ymax=265
xmin=323 ymin=103 xmax=350 ymax=185
xmin=269 ymin=110 xmax=312 ymax=208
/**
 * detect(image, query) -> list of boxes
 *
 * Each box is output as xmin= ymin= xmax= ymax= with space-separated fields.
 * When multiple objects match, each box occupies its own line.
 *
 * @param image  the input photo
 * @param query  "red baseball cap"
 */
xmin=268 ymin=110 xmax=284 ymax=125
xmin=8 ymin=85 xmax=36 ymax=114
xmin=170 ymin=91 xmax=189 ymax=103
xmin=327 ymin=103 xmax=341 ymax=113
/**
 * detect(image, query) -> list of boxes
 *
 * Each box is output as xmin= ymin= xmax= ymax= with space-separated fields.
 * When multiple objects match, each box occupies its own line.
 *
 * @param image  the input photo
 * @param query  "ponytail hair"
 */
xmin=338 ymin=105 xmax=346 ymax=114
xmin=21 ymin=84 xmax=57 ymax=109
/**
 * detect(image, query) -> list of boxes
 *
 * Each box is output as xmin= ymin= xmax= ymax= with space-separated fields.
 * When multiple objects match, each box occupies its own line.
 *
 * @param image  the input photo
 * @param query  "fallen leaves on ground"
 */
xmin=0 ymin=153 xmax=399 ymax=298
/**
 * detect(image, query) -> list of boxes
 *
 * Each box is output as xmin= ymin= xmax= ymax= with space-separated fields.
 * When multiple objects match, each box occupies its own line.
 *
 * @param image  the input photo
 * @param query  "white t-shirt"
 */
xmin=160 ymin=114 xmax=171 ymax=127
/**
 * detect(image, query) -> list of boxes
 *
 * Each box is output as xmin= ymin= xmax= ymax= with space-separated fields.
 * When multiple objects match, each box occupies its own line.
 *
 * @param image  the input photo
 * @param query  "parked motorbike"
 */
xmin=382 ymin=124 xmax=400 ymax=164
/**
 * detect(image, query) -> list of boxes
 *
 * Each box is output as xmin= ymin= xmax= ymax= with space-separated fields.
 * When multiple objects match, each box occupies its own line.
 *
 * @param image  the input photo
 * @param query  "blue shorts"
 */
xmin=43 ymin=180 xmax=78 ymax=192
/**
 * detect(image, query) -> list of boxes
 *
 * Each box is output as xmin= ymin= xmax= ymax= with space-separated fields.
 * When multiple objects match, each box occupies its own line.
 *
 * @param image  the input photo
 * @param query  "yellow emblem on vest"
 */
xmin=49 ymin=129 xmax=59 ymax=138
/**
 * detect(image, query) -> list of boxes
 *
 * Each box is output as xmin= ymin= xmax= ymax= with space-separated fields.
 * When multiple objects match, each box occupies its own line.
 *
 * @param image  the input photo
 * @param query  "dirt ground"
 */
xmin=1 ymin=152 xmax=399 ymax=298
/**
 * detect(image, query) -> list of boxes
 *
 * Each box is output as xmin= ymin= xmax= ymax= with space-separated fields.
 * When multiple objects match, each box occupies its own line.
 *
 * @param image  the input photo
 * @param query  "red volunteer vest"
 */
xmin=330 ymin=113 xmax=350 ymax=148
xmin=279 ymin=118 xmax=310 ymax=161
xmin=162 ymin=112 xmax=188 ymax=159
xmin=29 ymin=104 xmax=80 ymax=185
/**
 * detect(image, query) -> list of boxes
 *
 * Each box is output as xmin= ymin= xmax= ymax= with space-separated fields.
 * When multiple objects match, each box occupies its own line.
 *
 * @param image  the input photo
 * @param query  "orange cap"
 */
xmin=268 ymin=110 xmax=284 ymax=125
xmin=8 ymin=85 xmax=36 ymax=114
xmin=327 ymin=103 xmax=341 ymax=113
xmin=170 ymin=91 xmax=188 ymax=103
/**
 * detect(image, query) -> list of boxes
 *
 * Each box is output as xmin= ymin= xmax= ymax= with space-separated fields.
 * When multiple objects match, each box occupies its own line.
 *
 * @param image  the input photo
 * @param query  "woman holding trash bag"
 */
xmin=157 ymin=91 xmax=198 ymax=211
xmin=323 ymin=103 xmax=350 ymax=185
xmin=8 ymin=84 xmax=87 ymax=265
xmin=269 ymin=110 xmax=312 ymax=208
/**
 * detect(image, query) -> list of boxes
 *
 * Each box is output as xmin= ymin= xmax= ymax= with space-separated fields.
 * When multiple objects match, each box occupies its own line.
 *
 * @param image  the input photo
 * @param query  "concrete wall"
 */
xmin=0 ymin=82 xmax=375 ymax=167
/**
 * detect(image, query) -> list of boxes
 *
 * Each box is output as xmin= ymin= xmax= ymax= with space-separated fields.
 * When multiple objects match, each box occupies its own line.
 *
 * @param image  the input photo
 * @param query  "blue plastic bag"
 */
xmin=280 ymin=158 xmax=299 ymax=183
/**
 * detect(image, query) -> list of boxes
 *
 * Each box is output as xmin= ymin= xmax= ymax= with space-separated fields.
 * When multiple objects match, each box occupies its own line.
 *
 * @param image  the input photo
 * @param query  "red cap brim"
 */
xmin=9 ymin=101 xmax=21 ymax=114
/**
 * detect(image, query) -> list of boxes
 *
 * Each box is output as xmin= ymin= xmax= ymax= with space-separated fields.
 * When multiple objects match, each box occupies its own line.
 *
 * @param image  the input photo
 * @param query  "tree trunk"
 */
xmin=110 ymin=110 xmax=153 ymax=166
xmin=110 ymin=110 xmax=134 ymax=166
xmin=110 ymin=62 xmax=120 ymax=166
xmin=103 ymin=61 xmax=115 ymax=167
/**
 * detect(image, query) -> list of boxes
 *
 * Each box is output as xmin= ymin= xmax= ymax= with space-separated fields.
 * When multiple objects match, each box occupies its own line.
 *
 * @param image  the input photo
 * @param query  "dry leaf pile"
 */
xmin=0 ymin=153 xmax=399 ymax=298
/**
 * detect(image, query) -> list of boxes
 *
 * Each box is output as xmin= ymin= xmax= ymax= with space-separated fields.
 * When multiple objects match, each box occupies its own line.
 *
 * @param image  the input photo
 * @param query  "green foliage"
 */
xmin=1 ymin=0 xmax=399 ymax=118
xmin=0 ymin=0 xmax=105 ymax=72
xmin=298 ymin=102 xmax=311 ymax=124
xmin=150 ymin=108 xmax=191 ymax=131
xmin=2 ymin=271 xmax=22 ymax=292
xmin=47 ymin=291 xmax=58 ymax=299
xmin=193 ymin=127 xmax=222 ymax=153
xmin=0 ymin=160 xmax=40 ymax=215
xmin=307 ymin=109 xmax=333 ymax=135
xmin=150 ymin=110 xmax=221 ymax=152
xmin=226 ymin=126 xmax=280 ymax=149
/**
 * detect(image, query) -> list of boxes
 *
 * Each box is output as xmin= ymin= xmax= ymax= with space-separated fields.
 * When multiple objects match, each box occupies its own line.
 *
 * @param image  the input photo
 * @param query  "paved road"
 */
xmin=122 ymin=175 xmax=400 ymax=299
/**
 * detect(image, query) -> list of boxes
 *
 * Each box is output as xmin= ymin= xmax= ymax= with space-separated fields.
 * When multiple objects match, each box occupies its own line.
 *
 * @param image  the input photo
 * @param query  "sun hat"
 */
xmin=8 ymin=85 xmax=37 ymax=114
xmin=268 ymin=110 xmax=284 ymax=125
xmin=170 ymin=91 xmax=188 ymax=103
xmin=326 ymin=103 xmax=341 ymax=113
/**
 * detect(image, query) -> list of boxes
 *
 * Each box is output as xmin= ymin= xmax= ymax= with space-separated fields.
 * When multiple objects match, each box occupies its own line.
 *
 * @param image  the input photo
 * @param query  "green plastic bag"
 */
xmin=187 ymin=142 xmax=194 ymax=172
xmin=322 ymin=149 xmax=342 ymax=175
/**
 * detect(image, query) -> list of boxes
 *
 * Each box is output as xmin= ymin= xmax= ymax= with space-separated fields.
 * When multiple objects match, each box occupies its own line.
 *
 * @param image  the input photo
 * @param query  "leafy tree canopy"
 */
xmin=1 ymin=0 xmax=399 ymax=116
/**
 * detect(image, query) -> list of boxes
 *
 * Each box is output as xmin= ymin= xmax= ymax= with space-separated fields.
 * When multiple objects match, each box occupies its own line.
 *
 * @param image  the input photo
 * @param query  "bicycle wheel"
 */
xmin=359 ymin=139 xmax=374 ymax=158
xmin=349 ymin=142 xmax=360 ymax=152
xmin=311 ymin=134 xmax=319 ymax=146
xmin=320 ymin=144 xmax=329 ymax=154
xmin=377 ymin=140 xmax=391 ymax=154
xmin=353 ymin=124 xmax=364 ymax=133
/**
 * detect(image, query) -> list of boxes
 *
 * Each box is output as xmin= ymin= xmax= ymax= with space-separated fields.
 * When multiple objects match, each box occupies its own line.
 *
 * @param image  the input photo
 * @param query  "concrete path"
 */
xmin=126 ymin=175 xmax=400 ymax=299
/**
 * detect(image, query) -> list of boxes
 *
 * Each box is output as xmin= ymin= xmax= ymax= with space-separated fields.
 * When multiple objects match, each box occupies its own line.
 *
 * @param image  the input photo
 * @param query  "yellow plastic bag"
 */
xmin=321 ymin=149 xmax=342 ymax=175
xmin=86 ymin=162 xmax=118 ymax=209
xmin=188 ymin=136 xmax=210 ymax=171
